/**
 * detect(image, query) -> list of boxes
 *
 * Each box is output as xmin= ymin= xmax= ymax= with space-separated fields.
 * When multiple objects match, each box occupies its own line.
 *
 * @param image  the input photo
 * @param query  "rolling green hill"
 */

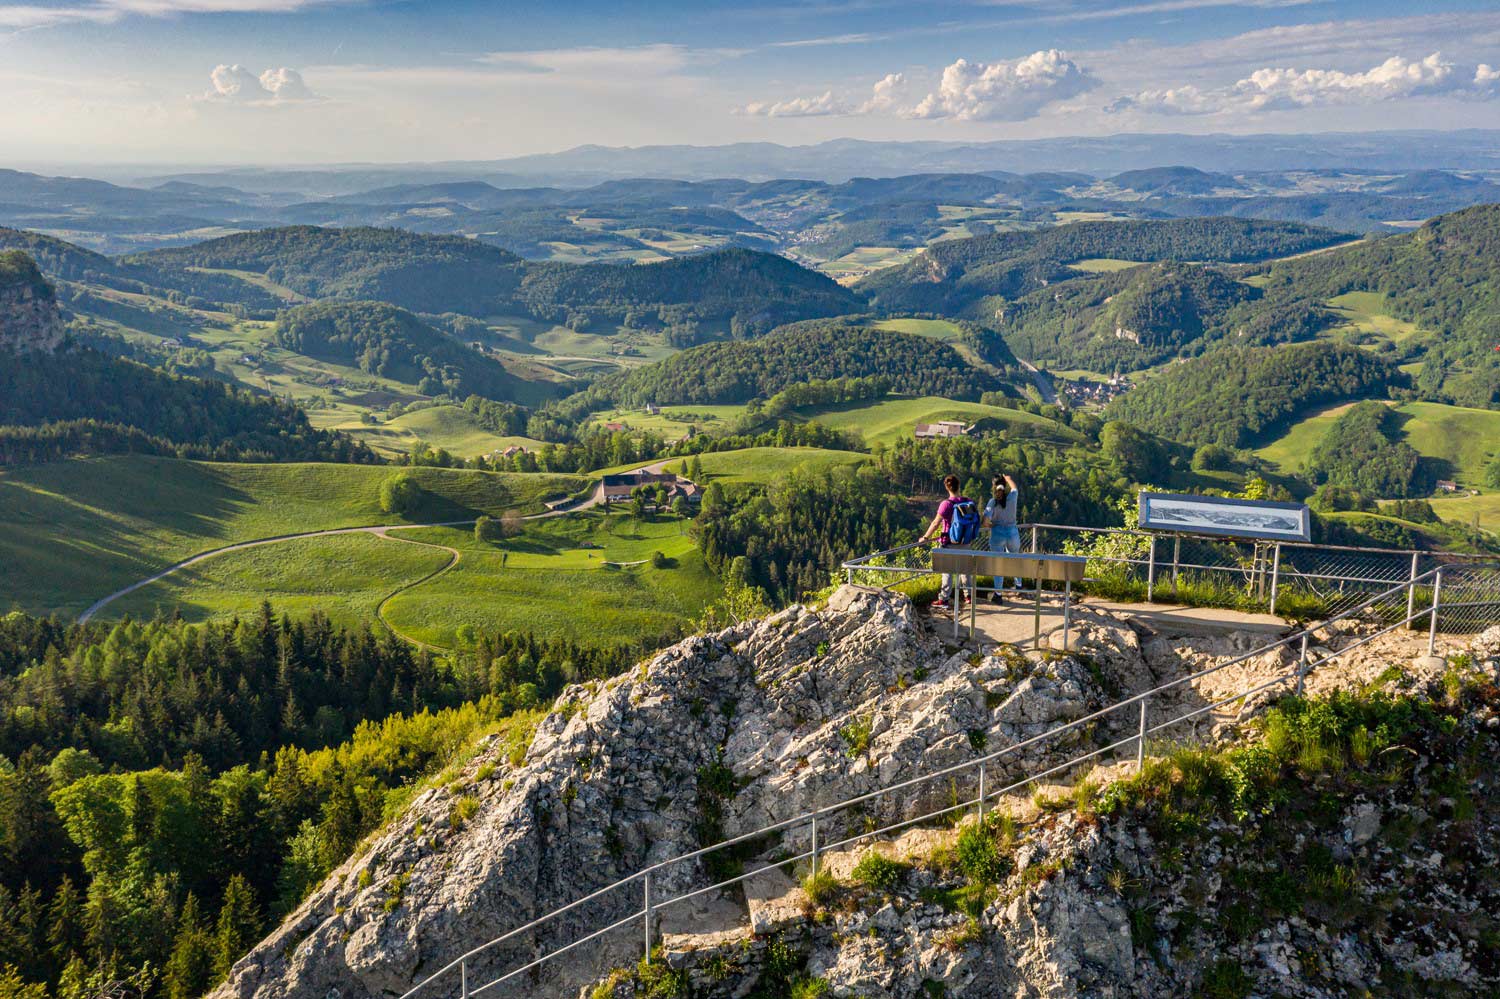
xmin=1251 ymin=205 xmax=1500 ymax=408
xmin=1256 ymin=399 xmax=1500 ymax=488
xmin=787 ymin=395 xmax=1080 ymax=446
xmin=677 ymin=446 xmax=869 ymax=484
xmin=0 ymin=456 xmax=583 ymax=617
xmin=1106 ymin=342 xmax=1400 ymax=447
xmin=857 ymin=217 xmax=1343 ymax=315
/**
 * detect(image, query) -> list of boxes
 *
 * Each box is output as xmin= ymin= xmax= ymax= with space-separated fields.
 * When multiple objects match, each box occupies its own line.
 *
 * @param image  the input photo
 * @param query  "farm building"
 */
xmin=914 ymin=420 xmax=969 ymax=439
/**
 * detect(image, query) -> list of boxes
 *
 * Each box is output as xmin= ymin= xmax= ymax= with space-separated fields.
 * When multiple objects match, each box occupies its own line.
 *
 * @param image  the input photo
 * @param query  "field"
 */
xmin=1324 ymin=291 xmax=1422 ymax=344
xmin=0 ymin=456 xmax=584 ymax=617
xmin=98 ymin=509 xmax=720 ymax=649
xmin=109 ymin=532 xmax=453 ymax=630
xmin=873 ymin=317 xmax=965 ymax=341
xmin=1424 ymin=493 xmax=1500 ymax=534
xmin=1254 ymin=399 xmax=1500 ymax=488
xmin=1068 ymin=258 xmax=1144 ymax=273
xmin=379 ymin=513 xmax=720 ymax=647
xmin=788 ymin=396 xmax=1081 ymax=447
xmin=584 ymin=404 xmax=747 ymax=438
xmin=670 ymin=446 xmax=869 ymax=484
xmin=816 ymin=246 xmax=921 ymax=282
xmin=315 ymin=405 xmax=543 ymax=459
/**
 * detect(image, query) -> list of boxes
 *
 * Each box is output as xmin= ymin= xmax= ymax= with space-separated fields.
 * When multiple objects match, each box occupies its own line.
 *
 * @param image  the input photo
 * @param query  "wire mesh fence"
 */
xmin=843 ymin=524 xmax=1498 ymax=628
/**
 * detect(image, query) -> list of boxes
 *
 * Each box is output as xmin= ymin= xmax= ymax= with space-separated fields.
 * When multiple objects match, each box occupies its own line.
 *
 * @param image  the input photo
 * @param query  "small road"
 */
xmin=1018 ymin=358 xmax=1060 ymax=406
xmin=373 ymin=532 xmax=463 ymax=650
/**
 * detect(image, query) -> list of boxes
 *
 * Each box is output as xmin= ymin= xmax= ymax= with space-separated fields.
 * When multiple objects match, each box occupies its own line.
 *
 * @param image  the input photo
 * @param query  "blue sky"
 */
xmin=3 ymin=0 xmax=1500 ymax=164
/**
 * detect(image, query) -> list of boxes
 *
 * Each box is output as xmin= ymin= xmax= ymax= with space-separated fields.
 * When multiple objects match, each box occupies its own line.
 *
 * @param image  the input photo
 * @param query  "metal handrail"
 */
xmin=395 ymin=561 xmax=1498 ymax=999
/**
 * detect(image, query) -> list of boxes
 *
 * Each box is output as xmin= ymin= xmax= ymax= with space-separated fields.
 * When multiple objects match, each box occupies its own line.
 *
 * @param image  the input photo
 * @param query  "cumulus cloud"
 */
xmin=739 ymin=50 xmax=1094 ymax=122
xmin=736 ymin=90 xmax=850 ymax=118
xmin=908 ymin=50 xmax=1098 ymax=121
xmin=1111 ymin=52 xmax=1500 ymax=115
xmin=203 ymin=64 xmax=318 ymax=103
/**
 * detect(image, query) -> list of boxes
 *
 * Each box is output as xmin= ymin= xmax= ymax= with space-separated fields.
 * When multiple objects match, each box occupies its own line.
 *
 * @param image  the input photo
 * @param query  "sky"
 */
xmin=3 ymin=0 xmax=1500 ymax=165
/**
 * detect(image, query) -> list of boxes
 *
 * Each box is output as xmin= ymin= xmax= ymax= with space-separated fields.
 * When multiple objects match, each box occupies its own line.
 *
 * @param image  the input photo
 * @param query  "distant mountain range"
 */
xmin=129 ymin=131 xmax=1500 ymax=190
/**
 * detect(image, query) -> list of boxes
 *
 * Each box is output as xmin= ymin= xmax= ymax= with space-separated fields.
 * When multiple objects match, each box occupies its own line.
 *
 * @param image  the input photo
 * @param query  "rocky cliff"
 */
xmin=215 ymin=588 xmax=1497 ymax=999
xmin=0 ymin=250 xmax=64 ymax=353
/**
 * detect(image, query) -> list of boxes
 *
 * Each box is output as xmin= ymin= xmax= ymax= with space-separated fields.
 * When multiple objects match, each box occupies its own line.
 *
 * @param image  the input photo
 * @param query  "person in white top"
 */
xmin=983 ymin=473 xmax=1023 ymax=594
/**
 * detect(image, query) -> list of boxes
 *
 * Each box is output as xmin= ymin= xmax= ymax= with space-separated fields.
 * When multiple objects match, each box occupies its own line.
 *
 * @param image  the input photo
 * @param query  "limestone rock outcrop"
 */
xmin=0 ymin=251 xmax=64 ymax=354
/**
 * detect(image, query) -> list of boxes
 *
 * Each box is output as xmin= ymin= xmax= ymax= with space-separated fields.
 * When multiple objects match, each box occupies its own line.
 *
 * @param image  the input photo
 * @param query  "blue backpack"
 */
xmin=947 ymin=499 xmax=981 ymax=546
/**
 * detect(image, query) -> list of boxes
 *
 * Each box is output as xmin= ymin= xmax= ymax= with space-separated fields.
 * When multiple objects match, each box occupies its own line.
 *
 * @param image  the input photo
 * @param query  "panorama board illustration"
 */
xmin=1137 ymin=492 xmax=1312 ymax=543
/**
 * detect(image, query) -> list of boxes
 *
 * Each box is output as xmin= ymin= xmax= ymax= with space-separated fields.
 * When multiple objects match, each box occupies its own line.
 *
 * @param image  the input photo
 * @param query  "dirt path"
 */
xmin=372 ymin=531 xmax=463 ymax=650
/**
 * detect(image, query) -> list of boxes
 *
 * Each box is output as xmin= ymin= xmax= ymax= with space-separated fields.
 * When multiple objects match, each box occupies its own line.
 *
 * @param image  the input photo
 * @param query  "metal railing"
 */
xmin=843 ymin=524 xmax=1496 ymax=622
xmin=393 ymin=560 xmax=1500 ymax=999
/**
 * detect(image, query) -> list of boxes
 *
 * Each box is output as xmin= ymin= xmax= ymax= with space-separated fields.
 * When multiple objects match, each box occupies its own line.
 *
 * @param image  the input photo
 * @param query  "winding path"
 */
xmin=371 ymin=532 xmax=463 ymax=650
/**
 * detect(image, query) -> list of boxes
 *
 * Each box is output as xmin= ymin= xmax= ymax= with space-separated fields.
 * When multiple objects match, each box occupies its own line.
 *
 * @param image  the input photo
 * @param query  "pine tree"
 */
xmin=46 ymin=876 xmax=84 ymax=974
xmin=164 ymin=893 xmax=213 ymax=999
xmin=212 ymin=876 xmax=259 ymax=981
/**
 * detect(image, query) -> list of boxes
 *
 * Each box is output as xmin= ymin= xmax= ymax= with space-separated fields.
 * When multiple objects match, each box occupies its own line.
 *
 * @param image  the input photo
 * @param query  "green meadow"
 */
xmin=0 ymin=456 xmax=584 ymax=617
xmin=672 ymin=446 xmax=869 ymax=484
xmin=790 ymin=395 xmax=1081 ymax=446
xmin=1255 ymin=399 xmax=1500 ymax=487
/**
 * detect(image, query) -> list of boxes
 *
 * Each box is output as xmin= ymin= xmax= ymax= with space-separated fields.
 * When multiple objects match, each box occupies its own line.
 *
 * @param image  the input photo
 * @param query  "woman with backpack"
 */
xmin=984 ymin=473 xmax=1024 ymax=598
xmin=919 ymin=474 xmax=981 ymax=612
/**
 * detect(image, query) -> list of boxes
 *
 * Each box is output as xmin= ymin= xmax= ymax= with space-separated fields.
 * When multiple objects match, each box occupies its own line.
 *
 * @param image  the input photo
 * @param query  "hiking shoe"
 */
xmin=932 ymin=600 xmax=951 ymax=612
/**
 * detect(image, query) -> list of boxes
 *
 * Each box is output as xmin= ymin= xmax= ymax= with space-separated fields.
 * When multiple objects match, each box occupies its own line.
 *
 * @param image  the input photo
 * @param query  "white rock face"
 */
xmin=214 ymin=588 xmax=1151 ymax=999
xmin=0 ymin=266 xmax=65 ymax=353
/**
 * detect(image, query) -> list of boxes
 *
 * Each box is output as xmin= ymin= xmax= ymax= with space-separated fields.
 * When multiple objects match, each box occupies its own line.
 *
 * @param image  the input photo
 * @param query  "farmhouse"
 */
xmin=601 ymin=470 xmax=701 ymax=506
xmin=644 ymin=403 xmax=662 ymax=415
xmin=1436 ymin=480 xmax=1459 ymax=493
xmin=914 ymin=420 xmax=969 ymax=439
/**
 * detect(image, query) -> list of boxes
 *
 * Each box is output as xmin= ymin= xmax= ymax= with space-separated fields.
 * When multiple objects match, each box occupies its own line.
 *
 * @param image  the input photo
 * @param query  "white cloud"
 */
xmin=738 ymin=51 xmax=1094 ymax=123
xmin=908 ymin=50 xmax=1097 ymax=121
xmin=1110 ymin=51 xmax=1500 ymax=116
xmin=203 ymin=64 xmax=318 ymax=103
xmin=736 ymin=90 xmax=850 ymax=118
xmin=476 ymin=44 xmax=734 ymax=78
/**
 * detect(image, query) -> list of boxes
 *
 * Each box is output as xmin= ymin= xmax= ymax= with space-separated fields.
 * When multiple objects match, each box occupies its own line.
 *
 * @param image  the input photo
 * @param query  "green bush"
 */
xmin=954 ymin=821 xmax=1011 ymax=886
xmin=850 ymin=850 xmax=909 ymax=892
xmin=379 ymin=472 xmax=424 ymax=516
xmin=474 ymin=515 xmax=502 ymax=543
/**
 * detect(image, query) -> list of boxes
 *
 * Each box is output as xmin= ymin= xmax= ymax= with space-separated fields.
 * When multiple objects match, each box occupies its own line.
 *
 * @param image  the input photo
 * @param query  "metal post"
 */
xmin=1406 ymin=552 xmax=1420 ymax=625
xmin=845 ymin=566 xmax=853 ymax=585
xmin=1030 ymin=524 xmax=1039 ymax=553
xmin=810 ymin=814 xmax=820 ymax=878
xmin=1135 ymin=697 xmax=1148 ymax=771
xmin=1061 ymin=579 xmax=1072 ymax=651
xmin=977 ymin=761 xmax=986 ymax=824
xmin=969 ymin=570 xmax=977 ymax=643
xmin=461 ymin=960 xmax=468 ymax=999
xmin=1171 ymin=534 xmax=1181 ymax=598
xmin=1428 ymin=568 xmax=1444 ymax=655
xmin=1268 ymin=542 xmax=1282 ymax=616
xmin=1296 ymin=633 xmax=1308 ymax=695
xmin=642 ymin=872 xmax=653 ymax=960
xmin=1033 ymin=570 xmax=1043 ymax=649
xmin=1146 ymin=536 xmax=1157 ymax=602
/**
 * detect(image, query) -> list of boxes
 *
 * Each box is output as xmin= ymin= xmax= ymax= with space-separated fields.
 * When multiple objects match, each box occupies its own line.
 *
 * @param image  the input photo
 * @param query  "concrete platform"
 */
xmin=936 ymin=591 xmax=1291 ymax=649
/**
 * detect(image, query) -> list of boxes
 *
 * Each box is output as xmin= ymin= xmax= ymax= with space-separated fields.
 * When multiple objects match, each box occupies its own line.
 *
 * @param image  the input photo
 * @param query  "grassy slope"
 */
xmin=110 ymin=533 xmax=451 ymax=629
xmin=792 ymin=395 xmax=1080 ymax=447
xmin=0 ymin=457 xmax=584 ymax=617
xmin=873 ymin=317 xmax=965 ymax=341
xmin=584 ymin=404 xmax=747 ymax=438
xmin=381 ymin=513 xmax=720 ymax=647
xmin=320 ymin=405 xmax=544 ymax=459
xmin=1255 ymin=400 xmax=1500 ymax=487
xmin=681 ymin=446 xmax=869 ymax=484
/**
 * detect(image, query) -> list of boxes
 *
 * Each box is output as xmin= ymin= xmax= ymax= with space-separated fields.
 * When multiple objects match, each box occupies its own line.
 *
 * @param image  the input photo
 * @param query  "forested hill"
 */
xmin=1105 ymin=342 xmax=1401 ymax=447
xmin=515 ymin=247 xmax=860 ymax=337
xmin=131 ymin=226 xmax=524 ymax=316
xmin=1250 ymin=204 xmax=1500 ymax=408
xmin=274 ymin=301 xmax=552 ymax=403
xmin=125 ymin=227 xmax=860 ymax=333
xmin=551 ymin=318 xmax=1000 ymax=418
xmin=856 ymin=217 xmax=1345 ymax=315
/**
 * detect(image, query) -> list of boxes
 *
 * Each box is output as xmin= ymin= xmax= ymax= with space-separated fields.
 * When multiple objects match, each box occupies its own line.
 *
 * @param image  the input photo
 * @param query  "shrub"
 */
xmin=450 ymin=794 xmax=479 ymax=830
xmin=850 ymin=851 xmax=908 ymax=893
xmin=474 ymin=515 xmax=502 ymax=543
xmin=839 ymin=715 xmax=873 ymax=759
xmin=379 ymin=472 xmax=423 ymax=516
xmin=801 ymin=869 xmax=838 ymax=907
xmin=955 ymin=820 xmax=1011 ymax=886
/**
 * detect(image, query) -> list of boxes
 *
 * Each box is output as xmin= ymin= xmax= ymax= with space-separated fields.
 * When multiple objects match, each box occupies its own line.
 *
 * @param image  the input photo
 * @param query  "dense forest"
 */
xmin=1105 ymin=342 xmax=1400 ymax=447
xmin=1302 ymin=401 xmax=1425 ymax=498
xmin=857 ymin=217 xmax=1344 ymax=314
xmin=0 ymin=606 xmax=667 ymax=999
xmin=0 ymin=347 xmax=376 ymax=467
xmin=549 ymin=319 xmax=1001 ymax=420
xmin=274 ymin=301 xmax=547 ymax=403
xmin=996 ymin=262 xmax=1284 ymax=371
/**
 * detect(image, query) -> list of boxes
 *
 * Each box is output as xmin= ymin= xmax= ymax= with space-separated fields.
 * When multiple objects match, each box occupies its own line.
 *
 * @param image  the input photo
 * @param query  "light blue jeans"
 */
xmin=989 ymin=526 xmax=1023 ymax=588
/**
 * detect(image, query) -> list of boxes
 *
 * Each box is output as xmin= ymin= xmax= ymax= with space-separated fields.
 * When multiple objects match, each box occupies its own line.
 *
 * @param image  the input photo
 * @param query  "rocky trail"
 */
xmin=212 ymin=587 xmax=1497 ymax=999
